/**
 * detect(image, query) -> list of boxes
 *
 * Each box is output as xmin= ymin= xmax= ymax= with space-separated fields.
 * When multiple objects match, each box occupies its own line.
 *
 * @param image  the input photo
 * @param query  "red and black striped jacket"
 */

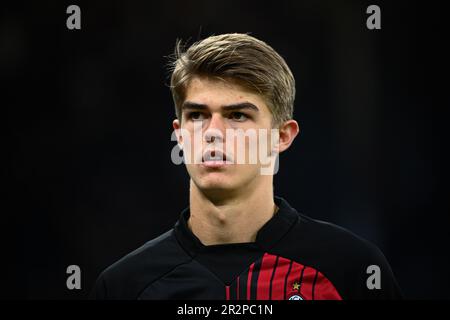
xmin=91 ymin=196 xmax=402 ymax=300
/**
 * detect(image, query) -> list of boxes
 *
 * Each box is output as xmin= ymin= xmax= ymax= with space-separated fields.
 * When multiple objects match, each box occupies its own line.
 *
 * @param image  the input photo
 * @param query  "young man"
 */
xmin=91 ymin=33 xmax=402 ymax=300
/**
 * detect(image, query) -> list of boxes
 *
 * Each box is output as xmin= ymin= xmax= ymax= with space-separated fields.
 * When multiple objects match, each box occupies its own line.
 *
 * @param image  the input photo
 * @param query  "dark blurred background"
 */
xmin=3 ymin=1 xmax=448 ymax=299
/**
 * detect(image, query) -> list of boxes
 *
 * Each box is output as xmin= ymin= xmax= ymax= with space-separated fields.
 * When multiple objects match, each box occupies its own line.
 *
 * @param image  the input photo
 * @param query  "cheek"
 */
xmin=180 ymin=128 xmax=202 ymax=164
xmin=225 ymin=128 xmax=274 ymax=165
xmin=246 ymin=130 xmax=274 ymax=161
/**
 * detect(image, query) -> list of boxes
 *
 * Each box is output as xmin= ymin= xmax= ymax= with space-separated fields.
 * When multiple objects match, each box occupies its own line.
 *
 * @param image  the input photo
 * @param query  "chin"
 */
xmin=198 ymin=178 xmax=234 ymax=191
xmin=192 ymin=173 xmax=239 ymax=191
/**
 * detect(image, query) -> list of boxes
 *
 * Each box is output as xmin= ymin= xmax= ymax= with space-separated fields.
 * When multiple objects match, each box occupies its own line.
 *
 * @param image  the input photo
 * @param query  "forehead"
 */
xmin=184 ymin=76 xmax=269 ymax=111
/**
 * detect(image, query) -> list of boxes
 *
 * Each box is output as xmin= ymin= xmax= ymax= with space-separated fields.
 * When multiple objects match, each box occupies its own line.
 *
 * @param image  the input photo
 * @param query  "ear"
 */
xmin=276 ymin=119 xmax=300 ymax=154
xmin=172 ymin=119 xmax=183 ymax=148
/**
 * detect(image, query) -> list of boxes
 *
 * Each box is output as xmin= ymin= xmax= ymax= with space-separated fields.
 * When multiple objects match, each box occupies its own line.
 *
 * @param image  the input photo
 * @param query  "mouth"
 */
xmin=201 ymin=149 xmax=233 ymax=168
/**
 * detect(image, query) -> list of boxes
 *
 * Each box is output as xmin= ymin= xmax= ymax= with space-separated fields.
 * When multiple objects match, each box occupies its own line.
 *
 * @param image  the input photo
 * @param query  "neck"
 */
xmin=188 ymin=177 xmax=277 ymax=245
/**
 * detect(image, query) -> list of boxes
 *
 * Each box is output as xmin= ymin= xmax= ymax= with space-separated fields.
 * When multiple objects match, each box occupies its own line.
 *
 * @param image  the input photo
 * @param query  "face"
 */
xmin=172 ymin=76 xmax=278 ymax=196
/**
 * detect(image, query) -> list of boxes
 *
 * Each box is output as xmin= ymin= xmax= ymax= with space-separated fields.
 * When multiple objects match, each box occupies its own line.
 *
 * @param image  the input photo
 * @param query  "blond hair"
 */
xmin=168 ymin=33 xmax=295 ymax=127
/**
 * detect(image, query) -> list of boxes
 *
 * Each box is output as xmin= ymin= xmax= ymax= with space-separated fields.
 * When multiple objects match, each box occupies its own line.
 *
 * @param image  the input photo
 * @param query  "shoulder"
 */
xmin=90 ymin=229 xmax=191 ymax=299
xmin=277 ymin=213 xmax=403 ymax=299
xmin=298 ymin=213 xmax=383 ymax=261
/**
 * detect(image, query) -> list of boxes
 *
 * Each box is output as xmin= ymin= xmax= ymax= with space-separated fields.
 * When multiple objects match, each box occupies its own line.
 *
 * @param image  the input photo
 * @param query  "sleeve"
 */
xmin=347 ymin=242 xmax=403 ymax=300
xmin=364 ymin=245 xmax=403 ymax=299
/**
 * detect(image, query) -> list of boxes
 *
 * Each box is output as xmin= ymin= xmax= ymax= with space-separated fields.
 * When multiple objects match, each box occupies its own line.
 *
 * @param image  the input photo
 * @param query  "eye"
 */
xmin=229 ymin=112 xmax=249 ymax=121
xmin=187 ymin=112 xmax=207 ymax=121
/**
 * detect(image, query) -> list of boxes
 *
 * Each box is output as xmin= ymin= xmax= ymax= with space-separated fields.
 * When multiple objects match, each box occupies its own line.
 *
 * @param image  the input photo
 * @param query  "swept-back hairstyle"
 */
xmin=168 ymin=33 xmax=295 ymax=127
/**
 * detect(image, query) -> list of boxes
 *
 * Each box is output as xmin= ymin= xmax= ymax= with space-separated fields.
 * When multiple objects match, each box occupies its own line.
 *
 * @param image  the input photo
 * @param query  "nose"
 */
xmin=204 ymin=113 xmax=225 ymax=143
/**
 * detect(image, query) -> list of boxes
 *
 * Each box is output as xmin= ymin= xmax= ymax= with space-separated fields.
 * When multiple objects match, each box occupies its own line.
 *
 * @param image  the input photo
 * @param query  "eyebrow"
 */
xmin=181 ymin=101 xmax=260 ymax=112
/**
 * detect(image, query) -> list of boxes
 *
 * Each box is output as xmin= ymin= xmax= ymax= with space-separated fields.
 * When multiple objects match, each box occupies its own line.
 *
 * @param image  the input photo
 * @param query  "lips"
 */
xmin=201 ymin=149 xmax=233 ymax=168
